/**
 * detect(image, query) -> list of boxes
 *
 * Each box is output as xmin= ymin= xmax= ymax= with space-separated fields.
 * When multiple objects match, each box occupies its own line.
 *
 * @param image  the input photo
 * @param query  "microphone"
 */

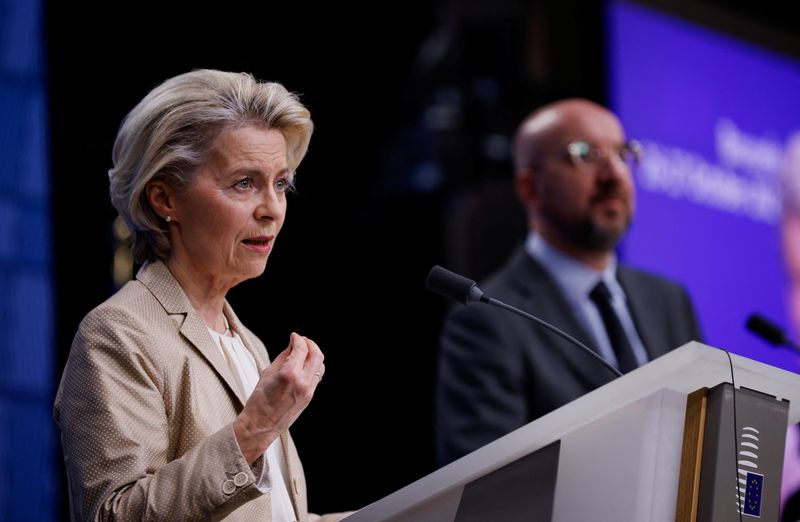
xmin=426 ymin=265 xmax=623 ymax=378
xmin=745 ymin=313 xmax=800 ymax=352
xmin=426 ymin=265 xmax=488 ymax=305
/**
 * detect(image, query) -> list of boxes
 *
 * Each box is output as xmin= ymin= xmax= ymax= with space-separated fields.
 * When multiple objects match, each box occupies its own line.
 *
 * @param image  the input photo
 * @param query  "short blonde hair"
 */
xmin=108 ymin=69 xmax=313 ymax=263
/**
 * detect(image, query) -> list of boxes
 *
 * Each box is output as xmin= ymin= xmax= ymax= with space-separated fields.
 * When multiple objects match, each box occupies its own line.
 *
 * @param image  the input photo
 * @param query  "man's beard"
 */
xmin=555 ymin=213 xmax=631 ymax=252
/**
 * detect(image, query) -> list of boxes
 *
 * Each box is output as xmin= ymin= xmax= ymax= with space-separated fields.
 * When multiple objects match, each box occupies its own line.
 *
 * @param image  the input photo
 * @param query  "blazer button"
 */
xmin=222 ymin=479 xmax=236 ymax=495
xmin=233 ymin=471 xmax=249 ymax=487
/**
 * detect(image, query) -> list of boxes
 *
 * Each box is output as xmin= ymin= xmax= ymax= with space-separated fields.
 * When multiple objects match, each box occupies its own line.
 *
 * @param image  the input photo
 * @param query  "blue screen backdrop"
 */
xmin=0 ymin=0 xmax=57 ymax=519
xmin=607 ymin=0 xmax=800 ymax=372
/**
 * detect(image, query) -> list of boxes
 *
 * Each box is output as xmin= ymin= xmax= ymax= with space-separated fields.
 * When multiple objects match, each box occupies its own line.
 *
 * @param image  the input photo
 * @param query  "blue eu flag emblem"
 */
xmin=743 ymin=472 xmax=763 ymax=517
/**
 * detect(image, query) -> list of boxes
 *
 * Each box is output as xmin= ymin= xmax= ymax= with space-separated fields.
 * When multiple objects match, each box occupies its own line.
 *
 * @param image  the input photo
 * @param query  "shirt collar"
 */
xmin=524 ymin=232 xmax=620 ymax=300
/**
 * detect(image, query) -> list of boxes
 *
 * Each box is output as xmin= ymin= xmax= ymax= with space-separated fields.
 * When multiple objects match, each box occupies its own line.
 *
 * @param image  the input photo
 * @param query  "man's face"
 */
xmin=533 ymin=105 xmax=636 ymax=252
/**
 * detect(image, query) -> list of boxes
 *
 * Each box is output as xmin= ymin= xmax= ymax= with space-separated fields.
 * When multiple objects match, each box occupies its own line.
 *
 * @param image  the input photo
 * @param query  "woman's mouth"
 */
xmin=241 ymin=236 xmax=274 ymax=254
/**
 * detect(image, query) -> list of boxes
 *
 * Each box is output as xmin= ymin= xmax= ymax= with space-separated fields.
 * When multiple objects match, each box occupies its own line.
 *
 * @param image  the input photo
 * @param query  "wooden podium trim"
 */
xmin=675 ymin=387 xmax=709 ymax=522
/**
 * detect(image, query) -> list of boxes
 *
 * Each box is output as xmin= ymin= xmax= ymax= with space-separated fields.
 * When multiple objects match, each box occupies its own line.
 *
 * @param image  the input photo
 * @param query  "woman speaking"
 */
xmin=55 ymin=69 xmax=348 ymax=521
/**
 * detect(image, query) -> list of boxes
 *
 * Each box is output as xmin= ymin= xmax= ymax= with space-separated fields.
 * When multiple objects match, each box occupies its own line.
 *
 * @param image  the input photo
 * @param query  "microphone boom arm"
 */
xmin=426 ymin=265 xmax=624 ymax=378
xmin=485 ymin=297 xmax=623 ymax=378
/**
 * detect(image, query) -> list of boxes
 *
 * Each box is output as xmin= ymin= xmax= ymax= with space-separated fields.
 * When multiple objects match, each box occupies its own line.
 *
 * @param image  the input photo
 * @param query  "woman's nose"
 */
xmin=255 ymin=189 xmax=285 ymax=221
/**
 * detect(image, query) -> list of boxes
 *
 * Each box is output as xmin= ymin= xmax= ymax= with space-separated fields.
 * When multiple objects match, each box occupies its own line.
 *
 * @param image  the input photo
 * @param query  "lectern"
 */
xmin=343 ymin=342 xmax=800 ymax=521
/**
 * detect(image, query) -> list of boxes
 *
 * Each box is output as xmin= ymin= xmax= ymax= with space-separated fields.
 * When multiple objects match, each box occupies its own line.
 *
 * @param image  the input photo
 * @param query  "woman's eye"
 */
xmin=275 ymin=178 xmax=296 ymax=193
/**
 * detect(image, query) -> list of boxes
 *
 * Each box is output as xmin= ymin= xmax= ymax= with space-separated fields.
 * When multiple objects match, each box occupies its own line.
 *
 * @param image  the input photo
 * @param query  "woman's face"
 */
xmin=169 ymin=125 xmax=293 ymax=288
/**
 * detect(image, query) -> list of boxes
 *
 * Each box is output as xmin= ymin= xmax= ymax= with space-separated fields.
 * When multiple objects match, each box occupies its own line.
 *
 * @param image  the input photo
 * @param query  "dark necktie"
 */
xmin=589 ymin=281 xmax=639 ymax=373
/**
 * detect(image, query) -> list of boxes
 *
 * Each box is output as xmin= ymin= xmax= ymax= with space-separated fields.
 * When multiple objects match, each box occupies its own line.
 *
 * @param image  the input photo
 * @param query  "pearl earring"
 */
xmin=165 ymin=216 xmax=172 ymax=223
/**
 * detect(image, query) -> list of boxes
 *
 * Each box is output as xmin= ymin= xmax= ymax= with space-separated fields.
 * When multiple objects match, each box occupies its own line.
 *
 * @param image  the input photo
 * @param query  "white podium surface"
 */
xmin=343 ymin=342 xmax=800 ymax=522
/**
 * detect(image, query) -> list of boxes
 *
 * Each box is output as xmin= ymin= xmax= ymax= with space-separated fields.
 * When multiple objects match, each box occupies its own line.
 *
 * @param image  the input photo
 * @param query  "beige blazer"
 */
xmin=54 ymin=260 xmax=343 ymax=521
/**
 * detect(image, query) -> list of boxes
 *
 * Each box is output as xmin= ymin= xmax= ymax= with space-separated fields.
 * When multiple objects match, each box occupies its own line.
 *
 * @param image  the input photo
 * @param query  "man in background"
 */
xmin=435 ymin=98 xmax=703 ymax=465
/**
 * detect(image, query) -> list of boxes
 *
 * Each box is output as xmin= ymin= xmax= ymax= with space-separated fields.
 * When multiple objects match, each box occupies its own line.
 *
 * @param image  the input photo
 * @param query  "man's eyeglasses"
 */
xmin=565 ymin=140 xmax=642 ymax=167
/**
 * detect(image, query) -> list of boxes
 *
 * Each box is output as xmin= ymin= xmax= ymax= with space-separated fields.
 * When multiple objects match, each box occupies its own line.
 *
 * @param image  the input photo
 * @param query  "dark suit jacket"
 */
xmin=435 ymin=248 xmax=702 ymax=465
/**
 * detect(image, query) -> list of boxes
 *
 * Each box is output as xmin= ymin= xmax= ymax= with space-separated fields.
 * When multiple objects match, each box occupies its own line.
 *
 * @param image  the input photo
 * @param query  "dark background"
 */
xmin=45 ymin=0 xmax=800 ymax=516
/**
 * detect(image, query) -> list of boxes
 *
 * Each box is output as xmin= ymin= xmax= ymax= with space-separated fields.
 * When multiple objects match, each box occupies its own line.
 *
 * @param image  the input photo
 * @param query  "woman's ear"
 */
xmin=146 ymin=180 xmax=176 ymax=220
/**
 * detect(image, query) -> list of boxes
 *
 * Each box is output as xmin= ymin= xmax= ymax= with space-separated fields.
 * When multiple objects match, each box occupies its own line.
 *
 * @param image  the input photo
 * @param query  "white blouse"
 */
xmin=207 ymin=327 xmax=296 ymax=522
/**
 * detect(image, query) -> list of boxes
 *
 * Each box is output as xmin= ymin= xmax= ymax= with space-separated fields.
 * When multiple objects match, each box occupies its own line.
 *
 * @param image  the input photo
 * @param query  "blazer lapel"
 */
xmin=224 ymin=302 xmax=271 ymax=372
xmin=223 ymin=320 xmax=301 ymax=518
xmin=281 ymin=432 xmax=305 ymax=520
xmin=136 ymin=261 xmax=248 ymax=406
xmin=506 ymin=249 xmax=611 ymax=387
xmin=618 ymin=268 xmax=667 ymax=359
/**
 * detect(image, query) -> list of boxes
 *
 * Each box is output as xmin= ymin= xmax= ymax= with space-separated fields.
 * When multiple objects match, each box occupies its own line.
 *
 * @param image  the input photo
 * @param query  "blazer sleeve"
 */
xmin=56 ymin=306 xmax=266 ymax=521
